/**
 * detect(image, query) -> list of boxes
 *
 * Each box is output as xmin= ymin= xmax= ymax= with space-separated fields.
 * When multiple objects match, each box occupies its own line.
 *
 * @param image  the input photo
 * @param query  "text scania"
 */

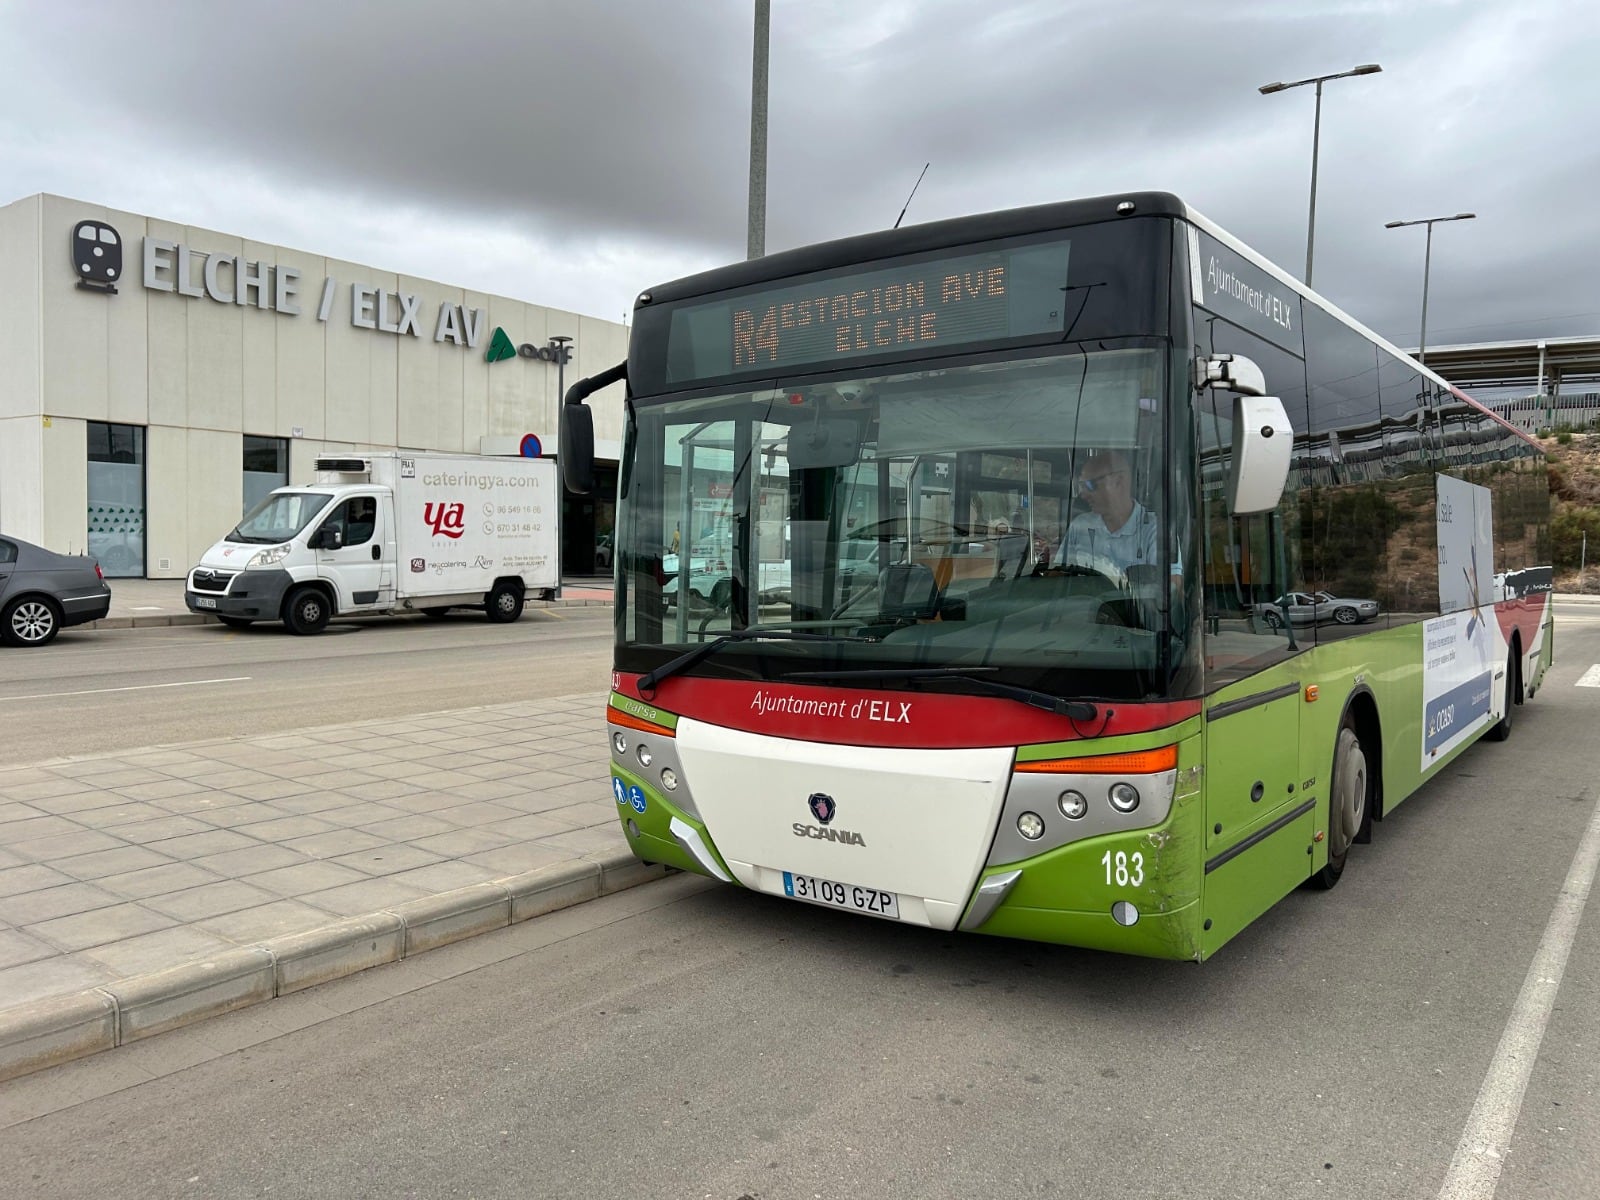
xmin=793 ymin=823 xmax=867 ymax=846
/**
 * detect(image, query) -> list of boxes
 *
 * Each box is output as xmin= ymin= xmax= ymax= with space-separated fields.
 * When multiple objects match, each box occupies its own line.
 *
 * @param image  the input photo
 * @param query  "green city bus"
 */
xmin=561 ymin=191 xmax=1553 ymax=960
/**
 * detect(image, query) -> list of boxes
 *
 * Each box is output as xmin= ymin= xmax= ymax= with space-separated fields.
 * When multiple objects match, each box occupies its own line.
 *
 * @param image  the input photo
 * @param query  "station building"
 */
xmin=0 ymin=192 xmax=627 ymax=579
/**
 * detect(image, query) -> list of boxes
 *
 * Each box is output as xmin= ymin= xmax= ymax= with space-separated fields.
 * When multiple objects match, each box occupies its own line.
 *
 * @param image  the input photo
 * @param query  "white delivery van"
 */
xmin=184 ymin=452 xmax=559 ymax=634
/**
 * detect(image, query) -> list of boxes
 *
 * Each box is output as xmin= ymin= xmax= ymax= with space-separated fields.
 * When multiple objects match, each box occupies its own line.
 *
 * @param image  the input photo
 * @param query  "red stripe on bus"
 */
xmin=612 ymin=673 xmax=1200 ymax=749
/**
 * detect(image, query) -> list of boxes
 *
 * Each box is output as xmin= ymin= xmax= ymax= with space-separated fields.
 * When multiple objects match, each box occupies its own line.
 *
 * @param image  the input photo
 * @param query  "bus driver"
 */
xmin=1056 ymin=449 xmax=1182 ymax=584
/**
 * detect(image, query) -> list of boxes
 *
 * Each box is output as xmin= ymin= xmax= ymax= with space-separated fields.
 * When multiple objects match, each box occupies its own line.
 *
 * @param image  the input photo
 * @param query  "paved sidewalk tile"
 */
xmin=0 ymin=691 xmax=629 ymax=1042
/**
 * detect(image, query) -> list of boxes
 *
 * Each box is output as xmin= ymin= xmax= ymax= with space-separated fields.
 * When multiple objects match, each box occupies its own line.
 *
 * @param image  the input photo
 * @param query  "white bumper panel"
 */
xmin=674 ymin=717 xmax=1014 ymax=930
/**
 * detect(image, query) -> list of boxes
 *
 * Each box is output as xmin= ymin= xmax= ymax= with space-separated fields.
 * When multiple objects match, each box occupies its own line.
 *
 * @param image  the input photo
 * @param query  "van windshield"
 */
xmin=227 ymin=492 xmax=333 ymax=545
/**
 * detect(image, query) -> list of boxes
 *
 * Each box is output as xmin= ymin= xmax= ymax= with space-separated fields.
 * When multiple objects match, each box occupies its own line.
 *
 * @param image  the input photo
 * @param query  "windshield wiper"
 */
xmin=638 ymin=627 xmax=876 ymax=694
xmin=786 ymin=666 xmax=1098 ymax=721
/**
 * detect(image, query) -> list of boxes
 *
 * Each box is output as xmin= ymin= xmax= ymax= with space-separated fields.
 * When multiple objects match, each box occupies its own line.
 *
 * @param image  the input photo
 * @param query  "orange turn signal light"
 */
xmin=606 ymin=704 xmax=675 ymax=738
xmin=1304 ymin=685 xmax=1320 ymax=702
xmin=1015 ymin=744 xmax=1179 ymax=775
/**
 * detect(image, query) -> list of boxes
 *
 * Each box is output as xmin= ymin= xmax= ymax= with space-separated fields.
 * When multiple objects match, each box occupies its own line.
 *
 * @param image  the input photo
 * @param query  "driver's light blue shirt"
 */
xmin=1058 ymin=501 xmax=1180 ymax=575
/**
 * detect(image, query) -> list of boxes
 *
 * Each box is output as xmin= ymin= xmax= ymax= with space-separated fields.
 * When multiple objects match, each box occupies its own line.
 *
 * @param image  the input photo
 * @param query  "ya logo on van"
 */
xmin=424 ymin=502 xmax=466 ymax=539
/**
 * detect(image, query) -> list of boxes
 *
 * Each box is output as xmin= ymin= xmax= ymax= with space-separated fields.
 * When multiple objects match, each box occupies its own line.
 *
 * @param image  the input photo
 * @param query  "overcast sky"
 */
xmin=2 ymin=0 xmax=1596 ymax=355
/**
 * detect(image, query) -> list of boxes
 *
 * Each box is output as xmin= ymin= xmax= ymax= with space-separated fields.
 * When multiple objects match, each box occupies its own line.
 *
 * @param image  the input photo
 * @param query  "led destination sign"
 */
xmin=665 ymin=239 xmax=1072 ymax=384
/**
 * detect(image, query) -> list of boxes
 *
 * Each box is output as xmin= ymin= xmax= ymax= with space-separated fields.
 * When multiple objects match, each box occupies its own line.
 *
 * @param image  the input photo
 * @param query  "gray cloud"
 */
xmin=1 ymin=0 xmax=1595 ymax=353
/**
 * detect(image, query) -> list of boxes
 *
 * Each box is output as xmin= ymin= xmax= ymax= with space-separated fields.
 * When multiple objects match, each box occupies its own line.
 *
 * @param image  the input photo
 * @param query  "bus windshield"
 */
xmin=617 ymin=345 xmax=1190 ymax=702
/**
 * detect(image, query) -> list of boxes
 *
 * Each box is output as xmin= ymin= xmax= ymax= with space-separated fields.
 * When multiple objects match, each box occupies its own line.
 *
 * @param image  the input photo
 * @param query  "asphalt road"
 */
xmin=0 ymin=608 xmax=616 ymax=766
xmin=3 ymin=605 xmax=1599 ymax=1199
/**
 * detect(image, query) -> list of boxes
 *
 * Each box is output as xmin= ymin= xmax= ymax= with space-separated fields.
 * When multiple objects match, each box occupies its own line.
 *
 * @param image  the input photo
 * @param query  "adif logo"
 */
xmin=485 ymin=327 xmax=576 ymax=366
xmin=73 ymin=220 xmax=122 ymax=294
xmin=424 ymin=502 xmax=465 ymax=539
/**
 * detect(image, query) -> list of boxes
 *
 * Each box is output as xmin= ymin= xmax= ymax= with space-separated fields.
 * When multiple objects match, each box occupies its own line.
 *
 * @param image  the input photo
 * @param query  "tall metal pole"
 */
xmin=746 ymin=0 xmax=770 ymax=261
xmin=1258 ymin=64 xmax=1381 ymax=288
xmin=1418 ymin=222 xmax=1434 ymax=366
xmin=1384 ymin=212 xmax=1474 ymax=366
xmin=1306 ymin=79 xmax=1323 ymax=286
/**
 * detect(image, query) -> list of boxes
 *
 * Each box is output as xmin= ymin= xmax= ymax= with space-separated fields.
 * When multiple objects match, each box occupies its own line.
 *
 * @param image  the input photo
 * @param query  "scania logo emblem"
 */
xmin=808 ymin=793 xmax=836 ymax=825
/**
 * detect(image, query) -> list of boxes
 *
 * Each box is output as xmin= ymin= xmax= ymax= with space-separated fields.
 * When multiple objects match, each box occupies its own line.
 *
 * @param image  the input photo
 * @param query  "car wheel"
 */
xmin=282 ymin=587 xmax=331 ymax=635
xmin=1263 ymin=610 xmax=1284 ymax=630
xmin=216 ymin=616 xmax=254 ymax=630
xmin=1333 ymin=606 xmax=1360 ymax=625
xmin=484 ymin=581 xmax=524 ymax=623
xmin=2 ymin=596 xmax=61 ymax=647
xmin=1312 ymin=718 xmax=1369 ymax=890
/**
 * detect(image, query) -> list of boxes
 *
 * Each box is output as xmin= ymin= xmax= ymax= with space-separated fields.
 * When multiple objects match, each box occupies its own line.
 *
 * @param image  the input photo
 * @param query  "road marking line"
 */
xmin=1577 ymin=665 xmax=1600 ymax=687
xmin=1436 ymin=787 xmax=1600 ymax=1199
xmin=0 ymin=677 xmax=252 ymax=703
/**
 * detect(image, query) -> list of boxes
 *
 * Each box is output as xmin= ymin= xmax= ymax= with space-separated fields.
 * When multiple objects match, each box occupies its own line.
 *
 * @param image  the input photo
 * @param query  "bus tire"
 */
xmin=1312 ymin=716 xmax=1369 ymax=890
xmin=282 ymin=587 xmax=331 ymax=636
xmin=1485 ymin=647 xmax=1520 ymax=742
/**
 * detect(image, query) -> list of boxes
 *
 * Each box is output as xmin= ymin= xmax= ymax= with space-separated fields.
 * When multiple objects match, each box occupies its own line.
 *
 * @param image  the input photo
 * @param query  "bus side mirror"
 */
xmin=560 ymin=402 xmax=595 ymax=495
xmin=1228 ymin=394 xmax=1293 ymax=514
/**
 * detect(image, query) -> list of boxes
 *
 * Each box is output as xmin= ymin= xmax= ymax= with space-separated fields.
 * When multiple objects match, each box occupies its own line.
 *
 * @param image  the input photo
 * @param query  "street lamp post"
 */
xmin=1259 ymin=63 xmax=1382 ymax=288
xmin=551 ymin=334 xmax=574 ymax=408
xmin=1383 ymin=213 xmax=1476 ymax=365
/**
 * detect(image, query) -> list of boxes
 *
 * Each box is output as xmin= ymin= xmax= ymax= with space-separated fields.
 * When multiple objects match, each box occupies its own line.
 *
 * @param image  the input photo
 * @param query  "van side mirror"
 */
xmin=560 ymin=402 xmax=595 ymax=495
xmin=1228 ymin=394 xmax=1293 ymax=514
xmin=311 ymin=527 xmax=342 ymax=550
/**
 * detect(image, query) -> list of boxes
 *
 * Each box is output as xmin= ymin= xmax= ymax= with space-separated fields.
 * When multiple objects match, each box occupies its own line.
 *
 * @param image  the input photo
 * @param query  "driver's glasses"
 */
xmin=1078 ymin=468 xmax=1125 ymax=493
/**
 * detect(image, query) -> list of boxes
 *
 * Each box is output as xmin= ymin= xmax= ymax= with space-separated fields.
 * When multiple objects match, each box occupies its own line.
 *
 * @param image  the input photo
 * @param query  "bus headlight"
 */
xmin=636 ymin=744 xmax=653 ymax=768
xmin=1017 ymin=811 xmax=1045 ymax=840
xmin=1108 ymin=782 xmax=1140 ymax=813
xmin=1058 ymin=790 xmax=1088 ymax=820
xmin=612 ymin=732 xmax=628 ymax=756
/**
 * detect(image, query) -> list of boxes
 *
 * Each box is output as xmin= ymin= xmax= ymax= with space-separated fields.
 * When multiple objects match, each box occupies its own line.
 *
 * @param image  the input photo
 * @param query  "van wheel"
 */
xmin=1312 ymin=717 xmax=1369 ymax=890
xmin=484 ymin=582 xmax=524 ymax=623
xmin=1486 ymin=648 xmax=1520 ymax=742
xmin=2 ymin=596 xmax=61 ymax=647
xmin=283 ymin=587 xmax=331 ymax=635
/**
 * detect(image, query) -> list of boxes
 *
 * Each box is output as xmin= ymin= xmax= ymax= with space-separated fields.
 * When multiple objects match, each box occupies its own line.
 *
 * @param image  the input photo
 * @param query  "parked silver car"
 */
xmin=0 ymin=535 xmax=112 ymax=647
xmin=1256 ymin=590 xmax=1380 ymax=629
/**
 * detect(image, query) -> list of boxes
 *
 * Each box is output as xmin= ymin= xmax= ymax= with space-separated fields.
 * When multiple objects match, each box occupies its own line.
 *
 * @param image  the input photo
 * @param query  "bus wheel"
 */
xmin=1313 ymin=718 xmax=1369 ymax=890
xmin=1486 ymin=648 xmax=1520 ymax=742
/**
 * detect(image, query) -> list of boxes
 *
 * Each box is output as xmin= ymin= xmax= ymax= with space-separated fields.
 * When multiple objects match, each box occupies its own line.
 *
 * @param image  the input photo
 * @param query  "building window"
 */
xmin=87 ymin=422 xmax=145 ymax=578
xmin=243 ymin=435 xmax=290 ymax=515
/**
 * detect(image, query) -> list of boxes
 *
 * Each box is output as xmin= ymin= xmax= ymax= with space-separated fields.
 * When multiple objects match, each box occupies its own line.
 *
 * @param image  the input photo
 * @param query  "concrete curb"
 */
xmin=80 ymin=596 xmax=613 ymax=631
xmin=0 ymin=853 xmax=667 ymax=1083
